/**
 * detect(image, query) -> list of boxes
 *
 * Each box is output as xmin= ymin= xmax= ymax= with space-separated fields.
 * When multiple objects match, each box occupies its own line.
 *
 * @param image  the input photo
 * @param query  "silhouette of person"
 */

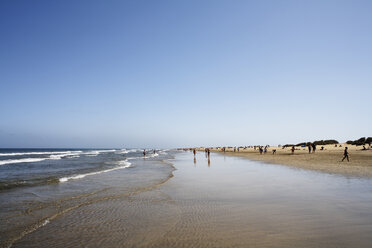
xmin=341 ymin=147 xmax=349 ymax=162
xmin=291 ymin=146 xmax=295 ymax=154
xmin=308 ymin=144 xmax=312 ymax=154
xmin=312 ymin=144 xmax=316 ymax=153
xmin=193 ymin=149 xmax=196 ymax=157
xmin=143 ymin=149 xmax=146 ymax=157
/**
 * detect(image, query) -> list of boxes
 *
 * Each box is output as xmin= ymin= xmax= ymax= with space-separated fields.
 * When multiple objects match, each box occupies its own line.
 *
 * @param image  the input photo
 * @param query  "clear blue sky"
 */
xmin=0 ymin=0 xmax=371 ymax=148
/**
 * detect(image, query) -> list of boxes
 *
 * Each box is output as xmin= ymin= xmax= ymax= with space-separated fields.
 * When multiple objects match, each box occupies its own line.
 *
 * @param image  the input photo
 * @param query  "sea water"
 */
xmin=0 ymin=148 xmax=175 ymax=248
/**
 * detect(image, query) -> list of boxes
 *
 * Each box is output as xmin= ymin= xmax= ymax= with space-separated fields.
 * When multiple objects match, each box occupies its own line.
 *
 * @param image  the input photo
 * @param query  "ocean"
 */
xmin=0 ymin=148 xmax=175 ymax=248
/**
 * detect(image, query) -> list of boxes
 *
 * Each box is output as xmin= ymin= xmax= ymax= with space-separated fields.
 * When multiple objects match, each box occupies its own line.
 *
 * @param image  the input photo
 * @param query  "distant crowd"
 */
xmin=182 ymin=143 xmax=372 ymax=163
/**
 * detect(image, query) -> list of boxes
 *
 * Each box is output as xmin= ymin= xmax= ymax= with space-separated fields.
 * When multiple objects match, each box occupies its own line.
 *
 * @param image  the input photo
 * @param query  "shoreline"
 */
xmin=5 ymin=151 xmax=372 ymax=247
xmin=204 ymin=144 xmax=372 ymax=178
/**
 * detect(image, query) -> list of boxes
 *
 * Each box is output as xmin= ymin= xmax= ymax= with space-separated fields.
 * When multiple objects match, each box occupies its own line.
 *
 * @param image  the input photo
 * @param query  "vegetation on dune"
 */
xmin=284 ymin=139 xmax=339 ymax=148
xmin=346 ymin=137 xmax=372 ymax=146
xmin=283 ymin=137 xmax=371 ymax=148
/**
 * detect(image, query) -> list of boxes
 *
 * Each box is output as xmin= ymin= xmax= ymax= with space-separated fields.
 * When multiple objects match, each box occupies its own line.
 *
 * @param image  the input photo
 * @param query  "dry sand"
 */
xmin=203 ymin=144 xmax=372 ymax=178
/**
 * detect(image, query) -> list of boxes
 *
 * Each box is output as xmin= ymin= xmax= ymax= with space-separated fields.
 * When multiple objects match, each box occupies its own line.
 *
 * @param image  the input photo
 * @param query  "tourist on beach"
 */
xmin=264 ymin=147 xmax=267 ymax=154
xmin=342 ymin=147 xmax=349 ymax=162
xmin=308 ymin=144 xmax=312 ymax=153
xmin=259 ymin=146 xmax=263 ymax=155
xmin=207 ymin=149 xmax=210 ymax=158
xmin=193 ymin=149 xmax=196 ymax=157
xmin=272 ymin=149 xmax=276 ymax=155
xmin=312 ymin=143 xmax=316 ymax=153
xmin=143 ymin=149 xmax=146 ymax=157
xmin=291 ymin=146 xmax=295 ymax=154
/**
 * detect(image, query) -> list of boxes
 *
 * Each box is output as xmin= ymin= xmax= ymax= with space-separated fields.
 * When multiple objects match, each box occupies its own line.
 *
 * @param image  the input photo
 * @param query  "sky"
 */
xmin=0 ymin=0 xmax=371 ymax=148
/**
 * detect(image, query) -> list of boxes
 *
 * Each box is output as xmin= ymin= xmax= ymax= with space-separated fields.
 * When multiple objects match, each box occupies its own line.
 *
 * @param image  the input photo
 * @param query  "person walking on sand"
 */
xmin=291 ymin=146 xmax=295 ymax=154
xmin=341 ymin=147 xmax=349 ymax=162
xmin=308 ymin=144 xmax=312 ymax=154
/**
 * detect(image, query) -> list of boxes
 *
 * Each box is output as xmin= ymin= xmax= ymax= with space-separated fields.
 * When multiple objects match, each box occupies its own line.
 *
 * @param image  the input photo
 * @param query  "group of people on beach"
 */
xmin=207 ymin=144 xmax=351 ymax=162
xmin=192 ymin=148 xmax=211 ymax=166
xmin=189 ymin=142 xmax=352 ymax=163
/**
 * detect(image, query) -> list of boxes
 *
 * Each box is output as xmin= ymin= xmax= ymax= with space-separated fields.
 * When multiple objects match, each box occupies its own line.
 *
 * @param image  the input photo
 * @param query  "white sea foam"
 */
xmin=41 ymin=219 xmax=50 ymax=226
xmin=145 ymin=153 xmax=159 ymax=158
xmin=0 ymin=158 xmax=47 ymax=166
xmin=59 ymin=160 xmax=131 ymax=183
xmin=49 ymin=152 xmax=81 ymax=160
xmin=83 ymin=149 xmax=116 ymax=156
xmin=0 ymin=151 xmax=83 ymax=165
xmin=0 ymin=151 xmax=82 ymax=156
xmin=96 ymin=149 xmax=116 ymax=153
xmin=125 ymin=152 xmax=159 ymax=160
xmin=126 ymin=149 xmax=141 ymax=153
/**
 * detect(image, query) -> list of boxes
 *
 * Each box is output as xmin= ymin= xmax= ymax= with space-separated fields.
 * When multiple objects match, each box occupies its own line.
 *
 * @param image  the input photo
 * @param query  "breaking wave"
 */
xmin=59 ymin=160 xmax=131 ymax=183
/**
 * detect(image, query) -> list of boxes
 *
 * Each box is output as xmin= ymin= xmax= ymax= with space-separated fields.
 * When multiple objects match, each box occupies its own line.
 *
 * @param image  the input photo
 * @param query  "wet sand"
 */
xmin=209 ymin=144 xmax=372 ymax=178
xmin=10 ymin=151 xmax=372 ymax=248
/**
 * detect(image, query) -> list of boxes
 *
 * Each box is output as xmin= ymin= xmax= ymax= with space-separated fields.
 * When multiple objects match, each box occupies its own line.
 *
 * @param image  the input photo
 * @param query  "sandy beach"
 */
xmin=203 ymin=144 xmax=372 ymax=178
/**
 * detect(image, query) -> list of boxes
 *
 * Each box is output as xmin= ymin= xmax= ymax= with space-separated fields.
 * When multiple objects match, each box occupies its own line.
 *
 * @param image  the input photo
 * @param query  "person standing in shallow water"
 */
xmin=193 ymin=149 xmax=196 ymax=158
xmin=143 ymin=149 xmax=146 ymax=157
xmin=342 ymin=147 xmax=349 ymax=162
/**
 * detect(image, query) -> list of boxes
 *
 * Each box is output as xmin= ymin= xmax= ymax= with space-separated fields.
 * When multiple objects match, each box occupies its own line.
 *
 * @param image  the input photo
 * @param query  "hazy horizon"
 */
xmin=1 ymin=0 xmax=371 ymax=148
